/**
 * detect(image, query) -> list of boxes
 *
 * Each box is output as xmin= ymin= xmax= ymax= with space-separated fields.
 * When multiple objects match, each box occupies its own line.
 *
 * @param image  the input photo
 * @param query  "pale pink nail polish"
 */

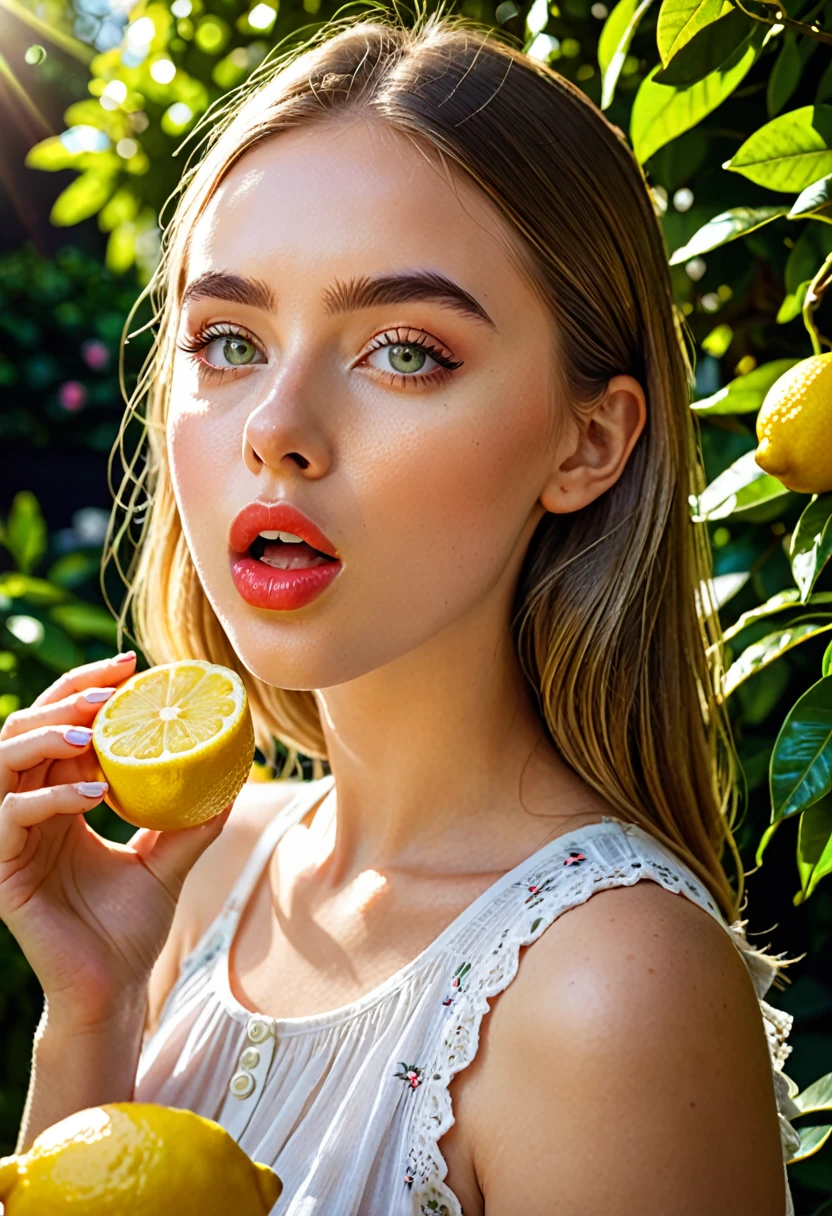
xmin=114 ymin=650 xmax=136 ymax=663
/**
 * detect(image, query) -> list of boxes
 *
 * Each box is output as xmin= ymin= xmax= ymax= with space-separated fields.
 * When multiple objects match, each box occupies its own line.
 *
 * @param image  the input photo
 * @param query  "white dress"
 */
xmin=135 ymin=774 xmax=801 ymax=1215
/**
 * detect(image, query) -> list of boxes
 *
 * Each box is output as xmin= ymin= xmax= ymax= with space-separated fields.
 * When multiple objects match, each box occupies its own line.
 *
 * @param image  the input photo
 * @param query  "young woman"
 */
xmin=0 ymin=7 xmax=802 ymax=1213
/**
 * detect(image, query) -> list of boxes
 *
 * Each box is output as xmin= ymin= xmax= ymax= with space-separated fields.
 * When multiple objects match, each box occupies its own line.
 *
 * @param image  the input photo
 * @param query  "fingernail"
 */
xmin=75 ymin=781 xmax=107 ymax=798
xmin=65 ymin=726 xmax=93 ymax=746
xmin=114 ymin=650 xmax=136 ymax=663
xmin=84 ymin=687 xmax=116 ymax=704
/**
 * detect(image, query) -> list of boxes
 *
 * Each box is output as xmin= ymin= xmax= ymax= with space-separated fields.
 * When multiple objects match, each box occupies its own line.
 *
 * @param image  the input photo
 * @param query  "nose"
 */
xmin=242 ymin=369 xmax=331 ymax=478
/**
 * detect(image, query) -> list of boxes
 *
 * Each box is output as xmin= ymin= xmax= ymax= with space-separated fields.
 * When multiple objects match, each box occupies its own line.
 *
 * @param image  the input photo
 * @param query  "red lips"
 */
xmin=228 ymin=501 xmax=340 ymax=559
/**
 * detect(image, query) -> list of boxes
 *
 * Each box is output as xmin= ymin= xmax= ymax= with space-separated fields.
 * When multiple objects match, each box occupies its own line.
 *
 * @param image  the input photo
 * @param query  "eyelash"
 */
xmin=175 ymin=323 xmax=464 ymax=389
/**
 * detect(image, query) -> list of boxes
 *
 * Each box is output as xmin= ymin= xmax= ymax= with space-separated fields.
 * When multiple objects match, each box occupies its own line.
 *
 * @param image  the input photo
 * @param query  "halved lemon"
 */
xmin=92 ymin=660 xmax=255 ymax=831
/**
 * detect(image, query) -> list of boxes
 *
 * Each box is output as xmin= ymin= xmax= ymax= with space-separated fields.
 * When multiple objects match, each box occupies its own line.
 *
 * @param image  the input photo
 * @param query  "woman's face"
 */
xmin=168 ymin=118 xmax=566 ymax=690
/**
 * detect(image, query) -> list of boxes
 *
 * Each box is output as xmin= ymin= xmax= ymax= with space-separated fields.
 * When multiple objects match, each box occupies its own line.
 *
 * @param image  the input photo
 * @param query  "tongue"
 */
xmin=260 ymin=540 xmax=330 ymax=570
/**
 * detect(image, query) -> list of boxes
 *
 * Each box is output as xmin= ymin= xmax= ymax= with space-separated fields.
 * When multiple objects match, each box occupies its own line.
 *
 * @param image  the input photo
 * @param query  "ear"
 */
xmin=541 ymin=375 xmax=646 ymax=515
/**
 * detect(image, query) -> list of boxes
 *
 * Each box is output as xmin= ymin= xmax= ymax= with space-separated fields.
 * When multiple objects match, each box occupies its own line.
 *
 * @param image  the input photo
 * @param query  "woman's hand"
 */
xmin=0 ymin=652 xmax=232 ymax=1033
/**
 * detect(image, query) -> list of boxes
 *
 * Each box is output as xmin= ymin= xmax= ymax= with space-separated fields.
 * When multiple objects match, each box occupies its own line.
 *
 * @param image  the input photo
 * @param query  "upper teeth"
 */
xmin=259 ymin=530 xmax=304 ymax=543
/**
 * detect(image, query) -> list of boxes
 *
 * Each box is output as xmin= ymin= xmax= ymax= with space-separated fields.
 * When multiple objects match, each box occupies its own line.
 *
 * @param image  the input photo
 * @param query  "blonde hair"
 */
xmin=104 ymin=2 xmax=771 ymax=938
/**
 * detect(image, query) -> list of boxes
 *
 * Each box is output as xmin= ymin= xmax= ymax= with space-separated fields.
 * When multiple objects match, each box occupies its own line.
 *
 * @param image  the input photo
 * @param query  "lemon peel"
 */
xmin=0 ymin=1102 xmax=281 ymax=1215
xmin=92 ymin=659 xmax=255 ymax=831
xmin=755 ymin=352 xmax=832 ymax=494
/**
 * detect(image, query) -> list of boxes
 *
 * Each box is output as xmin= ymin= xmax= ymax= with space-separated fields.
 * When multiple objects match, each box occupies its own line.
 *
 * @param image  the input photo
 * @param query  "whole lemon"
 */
xmin=755 ymin=352 xmax=832 ymax=494
xmin=91 ymin=659 xmax=255 ymax=832
xmin=0 ymin=1102 xmax=282 ymax=1215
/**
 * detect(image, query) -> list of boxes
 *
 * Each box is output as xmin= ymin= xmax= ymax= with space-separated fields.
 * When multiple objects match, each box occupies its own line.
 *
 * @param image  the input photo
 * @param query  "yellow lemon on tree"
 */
xmin=0 ymin=1102 xmax=281 ymax=1215
xmin=92 ymin=659 xmax=255 ymax=832
xmin=755 ymin=352 xmax=832 ymax=494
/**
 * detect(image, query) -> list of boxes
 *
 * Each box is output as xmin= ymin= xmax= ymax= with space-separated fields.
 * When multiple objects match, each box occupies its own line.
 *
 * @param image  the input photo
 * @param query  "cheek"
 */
xmin=362 ymin=372 xmax=550 ymax=565
xmin=167 ymin=404 xmax=240 ymax=551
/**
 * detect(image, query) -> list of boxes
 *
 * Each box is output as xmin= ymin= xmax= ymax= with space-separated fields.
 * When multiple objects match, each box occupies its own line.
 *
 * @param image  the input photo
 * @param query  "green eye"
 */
xmin=387 ymin=344 xmax=428 ymax=374
xmin=221 ymin=337 xmax=256 ymax=366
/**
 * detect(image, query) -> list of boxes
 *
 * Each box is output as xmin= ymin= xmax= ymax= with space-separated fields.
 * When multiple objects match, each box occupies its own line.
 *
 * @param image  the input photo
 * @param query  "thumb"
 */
xmin=130 ymin=804 xmax=234 ymax=899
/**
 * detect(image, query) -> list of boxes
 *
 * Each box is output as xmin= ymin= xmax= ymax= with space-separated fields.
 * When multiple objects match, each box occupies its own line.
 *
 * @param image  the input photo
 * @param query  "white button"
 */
xmin=229 ymin=1070 xmax=255 ymax=1099
xmin=240 ymin=1046 xmax=260 ymax=1070
xmin=247 ymin=1017 xmax=271 ymax=1044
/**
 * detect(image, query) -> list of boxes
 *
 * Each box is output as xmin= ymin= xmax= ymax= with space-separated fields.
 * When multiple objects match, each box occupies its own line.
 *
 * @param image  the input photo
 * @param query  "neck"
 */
xmin=304 ymin=599 xmax=595 ymax=890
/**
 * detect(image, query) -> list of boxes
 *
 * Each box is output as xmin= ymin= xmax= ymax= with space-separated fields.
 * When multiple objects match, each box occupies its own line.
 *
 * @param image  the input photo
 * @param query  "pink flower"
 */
xmin=528 ymin=884 xmax=540 ymax=894
xmin=58 ymin=380 xmax=87 ymax=412
xmin=451 ymin=977 xmax=459 ymax=987
xmin=406 ymin=1071 xmax=420 ymax=1088
xmin=81 ymin=339 xmax=109 ymax=370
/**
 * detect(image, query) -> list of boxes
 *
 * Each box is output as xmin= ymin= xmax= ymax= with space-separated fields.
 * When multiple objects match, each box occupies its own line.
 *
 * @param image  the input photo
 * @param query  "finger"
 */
xmin=0 ymin=726 xmax=97 ymax=799
xmin=0 ymin=782 xmax=108 ymax=864
xmin=0 ymin=686 xmax=118 ymax=741
xmin=131 ymin=805 xmax=234 ymax=902
xmin=29 ymin=652 xmax=137 ymax=710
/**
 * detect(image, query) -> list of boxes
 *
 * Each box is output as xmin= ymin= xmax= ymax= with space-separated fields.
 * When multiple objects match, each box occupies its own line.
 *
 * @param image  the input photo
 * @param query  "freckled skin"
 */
xmin=169 ymin=120 xmax=566 ymax=694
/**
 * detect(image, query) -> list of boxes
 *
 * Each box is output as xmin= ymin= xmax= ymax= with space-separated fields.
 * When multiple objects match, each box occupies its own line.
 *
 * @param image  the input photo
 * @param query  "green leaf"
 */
xmin=654 ymin=6 xmax=754 ymax=87
xmin=0 ymin=572 xmax=67 ymax=605
xmin=25 ymin=135 xmax=84 ymax=173
xmin=49 ymin=603 xmax=117 ymax=645
xmin=47 ymin=551 xmax=101 ymax=590
xmin=631 ymin=27 xmax=764 ymax=164
xmin=788 ymin=1124 xmax=832 ymax=1163
xmin=724 ymin=104 xmax=832 ymax=193
xmin=655 ymin=0 xmax=727 ymax=67
xmin=778 ymin=278 xmax=814 ymax=323
xmin=824 ymin=637 xmax=832 ymax=676
xmin=691 ymin=450 xmax=791 ymax=521
xmin=724 ymin=620 xmax=832 ymax=696
xmin=796 ymin=795 xmax=832 ymax=902
xmin=791 ymin=494 xmax=832 ymax=602
xmin=722 ymin=589 xmax=832 ymax=643
xmin=790 ymin=172 xmax=832 ymax=218
xmin=795 ymin=1072 xmax=832 ymax=1116
xmin=691 ymin=357 xmax=800 ymax=412
xmin=599 ymin=0 xmax=656 ymax=110
xmin=50 ymin=172 xmax=116 ymax=227
xmin=755 ymin=818 xmax=780 ymax=866
xmin=767 ymin=31 xmax=802 ymax=119
xmin=770 ymin=674 xmax=832 ymax=821
xmin=0 ymin=491 xmax=46 ymax=574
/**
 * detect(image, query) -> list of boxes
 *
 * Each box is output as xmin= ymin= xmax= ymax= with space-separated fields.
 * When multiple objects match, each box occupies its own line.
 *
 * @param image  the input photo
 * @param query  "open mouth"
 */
xmin=248 ymin=535 xmax=339 ymax=571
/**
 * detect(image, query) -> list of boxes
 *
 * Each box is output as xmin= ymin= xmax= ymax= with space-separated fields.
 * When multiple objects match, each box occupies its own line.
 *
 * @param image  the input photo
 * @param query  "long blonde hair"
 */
xmin=104 ymin=2 xmax=756 ymax=929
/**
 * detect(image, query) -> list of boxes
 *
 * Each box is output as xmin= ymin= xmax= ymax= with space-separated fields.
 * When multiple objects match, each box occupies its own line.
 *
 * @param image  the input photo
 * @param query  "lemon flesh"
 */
xmin=0 ymin=1102 xmax=281 ymax=1216
xmin=92 ymin=660 xmax=255 ymax=831
xmin=755 ymin=352 xmax=832 ymax=494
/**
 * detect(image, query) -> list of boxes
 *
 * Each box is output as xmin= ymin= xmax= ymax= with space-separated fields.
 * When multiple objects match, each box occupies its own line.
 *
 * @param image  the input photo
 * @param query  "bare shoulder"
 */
xmin=465 ymin=879 xmax=785 ymax=1216
xmin=145 ymin=778 xmax=301 ymax=1033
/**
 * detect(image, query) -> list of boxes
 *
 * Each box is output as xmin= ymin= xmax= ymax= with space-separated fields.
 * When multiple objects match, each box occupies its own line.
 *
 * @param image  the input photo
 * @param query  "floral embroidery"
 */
xmin=441 ymin=962 xmax=471 ymax=1007
xmin=563 ymin=850 xmax=587 ymax=867
xmin=394 ymin=1061 xmax=424 ymax=1089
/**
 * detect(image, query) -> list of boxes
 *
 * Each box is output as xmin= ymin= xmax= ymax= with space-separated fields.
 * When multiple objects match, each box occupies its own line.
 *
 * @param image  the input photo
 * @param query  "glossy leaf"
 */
xmin=790 ymin=172 xmax=832 ymax=218
xmin=691 ymin=357 xmax=799 ymax=411
xmin=670 ymin=206 xmax=788 ymax=265
xmin=599 ymin=0 xmax=656 ymax=109
xmin=722 ymin=589 xmax=832 ymax=643
xmin=796 ymin=795 xmax=832 ymax=902
xmin=788 ymin=1124 xmax=832 ymax=1164
xmin=770 ymin=675 xmax=832 ymax=821
xmin=631 ymin=28 xmax=764 ymax=164
xmin=655 ymin=0 xmax=727 ymax=67
xmin=0 ymin=491 xmax=47 ymax=575
xmin=724 ymin=105 xmax=832 ymax=193
xmin=724 ymin=621 xmax=832 ymax=696
xmin=691 ymin=449 xmax=791 ymax=522
xmin=796 ymin=1072 xmax=832 ymax=1116
xmin=655 ymin=6 xmax=754 ymax=86
xmin=0 ymin=572 xmax=67 ymax=605
xmin=824 ymin=637 xmax=832 ymax=677
xmin=791 ymin=495 xmax=832 ymax=603
xmin=755 ymin=818 xmax=781 ymax=866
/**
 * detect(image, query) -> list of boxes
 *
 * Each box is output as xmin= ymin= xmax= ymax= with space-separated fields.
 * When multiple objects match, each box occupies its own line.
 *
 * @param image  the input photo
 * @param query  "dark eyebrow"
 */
xmin=180 ymin=269 xmax=496 ymax=330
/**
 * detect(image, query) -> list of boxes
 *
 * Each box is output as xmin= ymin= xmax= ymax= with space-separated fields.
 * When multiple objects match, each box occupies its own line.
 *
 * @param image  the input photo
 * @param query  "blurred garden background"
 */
xmin=2 ymin=0 xmax=832 ymax=1206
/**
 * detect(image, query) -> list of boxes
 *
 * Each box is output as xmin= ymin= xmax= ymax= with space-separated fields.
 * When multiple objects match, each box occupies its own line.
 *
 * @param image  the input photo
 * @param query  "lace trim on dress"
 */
xmin=405 ymin=823 xmax=801 ymax=1216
